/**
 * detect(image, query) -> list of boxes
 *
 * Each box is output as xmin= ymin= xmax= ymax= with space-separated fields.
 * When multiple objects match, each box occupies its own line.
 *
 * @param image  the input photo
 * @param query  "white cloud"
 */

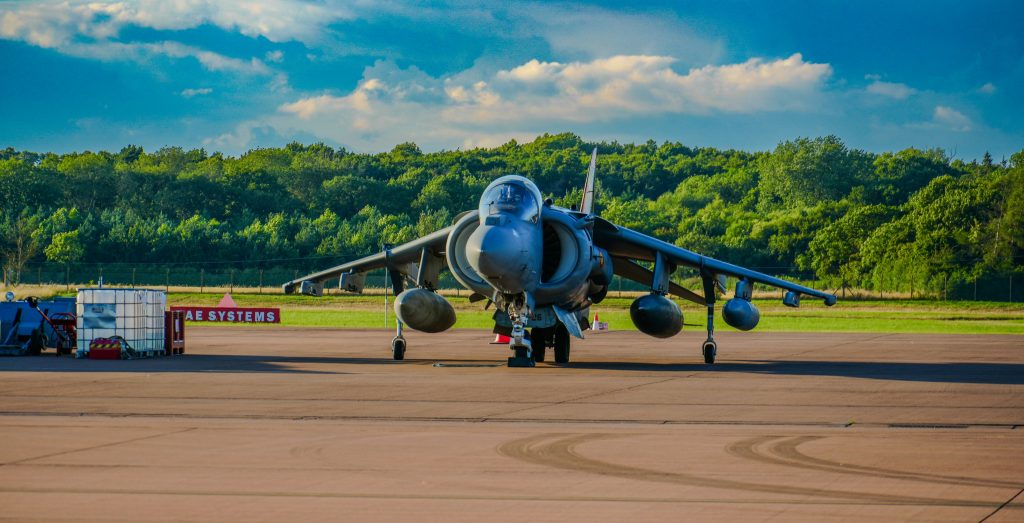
xmin=181 ymin=87 xmax=213 ymax=98
xmin=280 ymin=94 xmax=346 ymax=119
xmin=155 ymin=41 xmax=270 ymax=74
xmin=93 ymin=40 xmax=268 ymax=74
xmin=0 ymin=1 xmax=729 ymax=76
xmin=905 ymin=105 xmax=975 ymax=133
xmin=977 ymin=82 xmax=996 ymax=94
xmin=933 ymin=106 xmax=972 ymax=132
xmin=261 ymin=53 xmax=832 ymax=151
xmin=499 ymin=60 xmax=567 ymax=83
xmin=463 ymin=53 xmax=832 ymax=123
xmin=0 ymin=0 xmax=330 ymax=73
xmin=0 ymin=1 xmax=347 ymax=47
xmin=866 ymin=79 xmax=917 ymax=100
xmin=204 ymin=121 xmax=263 ymax=151
xmin=518 ymin=5 xmax=724 ymax=65
xmin=269 ymin=73 xmax=292 ymax=93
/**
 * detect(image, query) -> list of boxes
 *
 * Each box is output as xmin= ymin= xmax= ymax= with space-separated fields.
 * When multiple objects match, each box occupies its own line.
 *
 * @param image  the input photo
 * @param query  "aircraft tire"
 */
xmin=530 ymin=327 xmax=548 ymax=363
xmin=509 ymin=345 xmax=536 ymax=368
xmin=392 ymin=337 xmax=406 ymax=360
xmin=702 ymin=340 xmax=716 ymax=364
xmin=554 ymin=324 xmax=570 ymax=364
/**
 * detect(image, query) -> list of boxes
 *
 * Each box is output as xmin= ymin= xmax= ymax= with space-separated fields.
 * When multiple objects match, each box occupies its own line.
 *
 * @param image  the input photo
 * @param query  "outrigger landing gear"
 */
xmin=701 ymin=272 xmax=718 ymax=365
xmin=702 ymin=339 xmax=716 ymax=364
xmin=506 ymin=307 xmax=535 ymax=368
xmin=392 ymin=336 xmax=406 ymax=360
xmin=702 ymin=301 xmax=717 ymax=364
xmin=392 ymin=319 xmax=406 ymax=360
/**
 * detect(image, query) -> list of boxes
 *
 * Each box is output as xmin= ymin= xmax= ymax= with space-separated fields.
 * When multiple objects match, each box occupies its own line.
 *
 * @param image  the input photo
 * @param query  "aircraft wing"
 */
xmin=282 ymin=225 xmax=454 ymax=296
xmin=610 ymin=255 xmax=708 ymax=306
xmin=593 ymin=218 xmax=837 ymax=305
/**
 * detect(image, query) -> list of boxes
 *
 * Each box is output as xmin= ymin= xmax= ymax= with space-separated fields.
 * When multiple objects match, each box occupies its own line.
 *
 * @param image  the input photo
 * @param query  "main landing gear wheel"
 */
xmin=553 ymin=323 xmax=570 ymax=364
xmin=702 ymin=340 xmax=717 ymax=364
xmin=530 ymin=327 xmax=549 ymax=363
xmin=392 ymin=336 xmax=406 ymax=361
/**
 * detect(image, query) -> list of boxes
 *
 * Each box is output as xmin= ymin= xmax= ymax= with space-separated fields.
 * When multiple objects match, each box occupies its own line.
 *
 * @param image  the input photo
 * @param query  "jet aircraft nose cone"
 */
xmin=467 ymin=223 xmax=527 ymax=293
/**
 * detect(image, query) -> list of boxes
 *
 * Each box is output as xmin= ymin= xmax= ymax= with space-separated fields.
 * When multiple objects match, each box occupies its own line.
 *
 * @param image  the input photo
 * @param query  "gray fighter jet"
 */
xmin=283 ymin=150 xmax=837 ymax=367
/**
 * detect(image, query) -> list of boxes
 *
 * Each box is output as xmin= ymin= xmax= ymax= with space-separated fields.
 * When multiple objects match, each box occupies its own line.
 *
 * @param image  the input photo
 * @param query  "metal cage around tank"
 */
xmin=76 ymin=288 xmax=167 ymax=357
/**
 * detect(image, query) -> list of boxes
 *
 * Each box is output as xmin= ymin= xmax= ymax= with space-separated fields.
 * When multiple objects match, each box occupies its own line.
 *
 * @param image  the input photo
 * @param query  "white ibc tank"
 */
xmin=76 ymin=288 xmax=167 ymax=355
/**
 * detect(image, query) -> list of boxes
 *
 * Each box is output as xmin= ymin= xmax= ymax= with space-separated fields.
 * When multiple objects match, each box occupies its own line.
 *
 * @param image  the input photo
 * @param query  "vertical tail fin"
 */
xmin=580 ymin=148 xmax=598 ymax=215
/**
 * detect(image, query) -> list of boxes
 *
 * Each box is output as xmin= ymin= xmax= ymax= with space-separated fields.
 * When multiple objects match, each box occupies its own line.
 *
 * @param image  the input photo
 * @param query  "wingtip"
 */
xmin=824 ymin=294 xmax=837 ymax=306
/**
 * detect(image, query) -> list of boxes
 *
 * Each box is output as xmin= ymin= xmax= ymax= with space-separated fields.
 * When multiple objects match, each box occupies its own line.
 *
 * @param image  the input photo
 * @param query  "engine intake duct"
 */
xmin=629 ymin=293 xmax=682 ymax=338
xmin=394 ymin=288 xmax=456 ymax=333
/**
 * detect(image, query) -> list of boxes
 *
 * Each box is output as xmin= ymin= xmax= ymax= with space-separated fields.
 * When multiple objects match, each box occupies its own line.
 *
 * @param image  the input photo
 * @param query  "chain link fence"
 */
xmin=3 ymin=261 xmax=658 ymax=296
xmin=2 ymin=261 xmax=1019 ymax=301
xmin=4 ymin=263 xmax=306 ymax=294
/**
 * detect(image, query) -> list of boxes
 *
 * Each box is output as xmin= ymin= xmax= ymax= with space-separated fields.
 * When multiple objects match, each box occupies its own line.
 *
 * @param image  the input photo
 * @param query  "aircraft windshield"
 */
xmin=481 ymin=182 xmax=539 ymax=221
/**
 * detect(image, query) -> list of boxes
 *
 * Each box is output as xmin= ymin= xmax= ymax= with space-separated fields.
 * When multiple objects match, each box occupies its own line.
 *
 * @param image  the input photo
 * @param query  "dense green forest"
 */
xmin=1 ymin=133 xmax=1022 ymax=295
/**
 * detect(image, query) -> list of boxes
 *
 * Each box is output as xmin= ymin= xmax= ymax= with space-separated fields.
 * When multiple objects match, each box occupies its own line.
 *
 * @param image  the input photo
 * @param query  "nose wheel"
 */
xmin=508 ymin=343 xmax=535 ymax=367
xmin=506 ymin=309 xmax=535 ymax=367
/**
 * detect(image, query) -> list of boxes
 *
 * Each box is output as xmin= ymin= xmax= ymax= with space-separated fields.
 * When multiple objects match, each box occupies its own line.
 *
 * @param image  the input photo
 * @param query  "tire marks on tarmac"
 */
xmin=726 ymin=435 xmax=1021 ymax=489
xmin=497 ymin=433 xmax=1007 ymax=507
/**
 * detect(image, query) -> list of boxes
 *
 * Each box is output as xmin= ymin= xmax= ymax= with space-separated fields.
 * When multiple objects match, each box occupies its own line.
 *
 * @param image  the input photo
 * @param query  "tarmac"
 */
xmin=1 ymin=327 xmax=1022 ymax=522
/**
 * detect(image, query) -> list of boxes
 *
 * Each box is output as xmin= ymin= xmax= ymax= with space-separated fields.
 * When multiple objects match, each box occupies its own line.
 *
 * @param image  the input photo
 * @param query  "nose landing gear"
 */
xmin=506 ymin=304 xmax=535 ymax=368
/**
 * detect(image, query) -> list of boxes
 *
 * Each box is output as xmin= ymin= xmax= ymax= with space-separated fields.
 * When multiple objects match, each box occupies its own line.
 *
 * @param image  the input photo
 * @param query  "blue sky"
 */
xmin=1 ymin=1 xmax=1021 ymax=160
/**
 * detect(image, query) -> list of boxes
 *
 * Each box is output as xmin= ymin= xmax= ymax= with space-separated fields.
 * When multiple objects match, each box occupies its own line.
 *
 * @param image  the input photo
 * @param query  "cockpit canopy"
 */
xmin=479 ymin=177 xmax=541 ymax=222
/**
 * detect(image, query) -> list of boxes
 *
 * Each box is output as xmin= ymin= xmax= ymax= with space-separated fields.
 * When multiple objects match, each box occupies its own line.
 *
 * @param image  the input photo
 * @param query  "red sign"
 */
xmin=171 ymin=307 xmax=280 ymax=324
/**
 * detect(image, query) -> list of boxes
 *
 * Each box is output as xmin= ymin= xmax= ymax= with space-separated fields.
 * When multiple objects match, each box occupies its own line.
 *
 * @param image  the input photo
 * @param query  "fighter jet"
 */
xmin=283 ymin=149 xmax=837 ymax=367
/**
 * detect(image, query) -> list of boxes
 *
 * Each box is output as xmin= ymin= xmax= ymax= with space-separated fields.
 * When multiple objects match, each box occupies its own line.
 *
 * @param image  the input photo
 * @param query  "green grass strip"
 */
xmin=169 ymin=293 xmax=1024 ymax=335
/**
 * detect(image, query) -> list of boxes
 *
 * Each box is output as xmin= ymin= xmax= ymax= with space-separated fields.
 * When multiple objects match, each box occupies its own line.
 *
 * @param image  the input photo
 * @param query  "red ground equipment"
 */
xmin=165 ymin=310 xmax=185 ymax=355
xmin=88 ymin=337 xmax=125 ymax=360
xmin=49 ymin=312 xmax=76 ymax=355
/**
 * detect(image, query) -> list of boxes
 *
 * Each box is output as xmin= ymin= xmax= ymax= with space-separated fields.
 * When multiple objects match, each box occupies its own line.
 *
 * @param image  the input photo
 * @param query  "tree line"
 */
xmin=1 ymin=133 xmax=1021 ymax=295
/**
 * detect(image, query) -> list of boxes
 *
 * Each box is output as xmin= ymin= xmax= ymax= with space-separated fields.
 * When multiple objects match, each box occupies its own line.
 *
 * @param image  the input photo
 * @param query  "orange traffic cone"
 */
xmin=491 ymin=333 xmax=511 ymax=344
